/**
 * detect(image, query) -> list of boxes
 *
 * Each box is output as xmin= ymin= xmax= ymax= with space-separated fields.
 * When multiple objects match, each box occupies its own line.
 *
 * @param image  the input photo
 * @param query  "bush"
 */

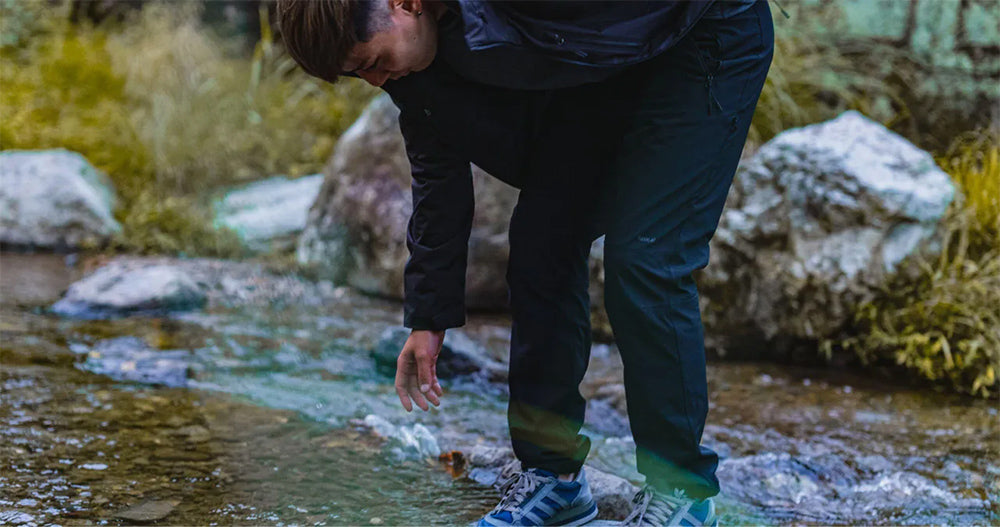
xmin=832 ymin=129 xmax=1000 ymax=398
xmin=1 ymin=2 xmax=375 ymax=256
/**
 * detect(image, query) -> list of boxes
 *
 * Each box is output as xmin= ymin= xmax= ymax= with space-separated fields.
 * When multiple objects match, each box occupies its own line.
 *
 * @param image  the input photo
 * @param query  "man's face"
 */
xmin=343 ymin=0 xmax=438 ymax=87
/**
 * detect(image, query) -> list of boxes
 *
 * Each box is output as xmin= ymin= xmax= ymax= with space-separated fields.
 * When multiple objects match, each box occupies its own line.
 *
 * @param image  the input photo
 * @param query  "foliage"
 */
xmin=104 ymin=3 xmax=374 ymax=193
xmin=1 ymin=2 xmax=375 ymax=255
xmin=831 ymin=129 xmax=1000 ymax=398
xmin=0 ymin=17 xmax=151 ymax=194
xmin=0 ymin=0 xmax=58 ymax=49
xmin=114 ymin=191 xmax=245 ymax=258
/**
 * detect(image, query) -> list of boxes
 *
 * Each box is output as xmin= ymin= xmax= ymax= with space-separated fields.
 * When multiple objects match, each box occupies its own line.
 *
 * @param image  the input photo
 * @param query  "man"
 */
xmin=277 ymin=1 xmax=774 ymax=525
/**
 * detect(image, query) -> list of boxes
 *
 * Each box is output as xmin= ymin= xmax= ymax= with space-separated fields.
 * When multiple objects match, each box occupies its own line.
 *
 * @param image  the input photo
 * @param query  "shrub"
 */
xmin=1 ymin=2 xmax=375 ymax=256
xmin=832 ymin=129 xmax=1000 ymax=398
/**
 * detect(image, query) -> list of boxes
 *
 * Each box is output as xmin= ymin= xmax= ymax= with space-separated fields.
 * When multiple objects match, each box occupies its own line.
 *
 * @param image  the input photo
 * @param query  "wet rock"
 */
xmin=0 ymin=511 xmax=36 ymax=525
xmin=467 ymin=444 xmax=516 ymax=468
xmin=591 ymin=383 xmax=627 ymax=415
xmin=78 ymin=336 xmax=191 ymax=387
xmin=52 ymin=262 xmax=206 ymax=318
xmin=587 ymin=436 xmax=642 ymax=484
xmin=585 ymin=398 xmax=631 ymax=437
xmin=361 ymin=414 xmax=441 ymax=460
xmin=115 ymin=499 xmax=180 ymax=522
xmin=699 ymin=110 xmax=956 ymax=358
xmin=463 ymin=445 xmax=516 ymax=487
xmin=213 ymin=174 xmax=324 ymax=253
xmin=53 ymin=256 xmax=346 ymax=312
xmin=173 ymin=425 xmax=211 ymax=443
xmin=719 ymin=452 xmax=829 ymax=510
xmin=586 ymin=466 xmax=639 ymax=520
xmin=0 ymin=149 xmax=121 ymax=249
xmin=718 ymin=450 xmax=986 ymax=521
xmin=371 ymin=326 xmax=506 ymax=381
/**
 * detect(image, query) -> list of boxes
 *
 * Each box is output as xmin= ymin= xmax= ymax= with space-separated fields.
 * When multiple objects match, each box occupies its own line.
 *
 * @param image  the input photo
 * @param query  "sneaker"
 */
xmin=621 ymin=486 xmax=718 ymax=526
xmin=475 ymin=467 xmax=599 ymax=526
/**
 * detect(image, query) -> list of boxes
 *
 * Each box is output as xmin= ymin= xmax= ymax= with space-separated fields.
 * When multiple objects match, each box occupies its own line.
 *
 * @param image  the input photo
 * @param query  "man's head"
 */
xmin=277 ymin=0 xmax=439 ymax=87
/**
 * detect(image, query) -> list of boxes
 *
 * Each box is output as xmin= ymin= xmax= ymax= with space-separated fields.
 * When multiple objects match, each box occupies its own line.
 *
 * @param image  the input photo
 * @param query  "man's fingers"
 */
xmin=431 ymin=363 xmax=443 ymax=397
xmin=395 ymin=385 xmax=413 ymax=412
xmin=416 ymin=350 xmax=434 ymax=394
xmin=395 ymin=349 xmax=413 ymax=412
xmin=407 ymin=383 xmax=430 ymax=411
xmin=425 ymin=385 xmax=440 ymax=407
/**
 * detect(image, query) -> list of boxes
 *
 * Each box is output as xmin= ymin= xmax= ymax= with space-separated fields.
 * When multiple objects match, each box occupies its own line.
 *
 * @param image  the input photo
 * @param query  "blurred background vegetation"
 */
xmin=1 ymin=0 xmax=996 ymax=397
xmin=1 ymin=0 xmax=377 ymax=257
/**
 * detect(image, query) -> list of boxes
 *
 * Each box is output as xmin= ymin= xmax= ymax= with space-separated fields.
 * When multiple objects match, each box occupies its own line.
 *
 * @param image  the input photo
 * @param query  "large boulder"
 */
xmin=78 ymin=336 xmax=192 ymax=387
xmin=0 ymin=149 xmax=121 ymax=249
xmin=698 ymin=110 xmax=956 ymax=357
xmin=213 ymin=174 xmax=324 ymax=253
xmin=296 ymin=94 xmax=519 ymax=309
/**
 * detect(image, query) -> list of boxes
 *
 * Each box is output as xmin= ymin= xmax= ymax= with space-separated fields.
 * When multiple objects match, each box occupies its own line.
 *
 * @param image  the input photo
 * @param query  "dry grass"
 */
xmin=1 ymin=2 xmax=375 ymax=256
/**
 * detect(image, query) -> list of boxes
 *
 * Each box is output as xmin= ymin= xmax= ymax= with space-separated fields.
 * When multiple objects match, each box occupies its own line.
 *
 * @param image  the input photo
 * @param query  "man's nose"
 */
xmin=358 ymin=70 xmax=391 ymax=87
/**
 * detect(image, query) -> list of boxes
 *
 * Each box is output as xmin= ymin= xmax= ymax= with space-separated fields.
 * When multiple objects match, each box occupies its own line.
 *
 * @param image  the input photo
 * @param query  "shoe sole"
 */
xmin=549 ymin=501 xmax=598 ymax=526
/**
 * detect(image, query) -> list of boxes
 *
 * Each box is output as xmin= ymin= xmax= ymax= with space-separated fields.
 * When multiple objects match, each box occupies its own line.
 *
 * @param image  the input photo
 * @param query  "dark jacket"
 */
xmin=381 ymin=0 xmax=726 ymax=330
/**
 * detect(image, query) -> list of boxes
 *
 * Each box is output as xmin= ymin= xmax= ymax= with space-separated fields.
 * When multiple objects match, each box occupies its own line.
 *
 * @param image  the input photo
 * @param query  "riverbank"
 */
xmin=2 ymin=252 xmax=996 ymax=525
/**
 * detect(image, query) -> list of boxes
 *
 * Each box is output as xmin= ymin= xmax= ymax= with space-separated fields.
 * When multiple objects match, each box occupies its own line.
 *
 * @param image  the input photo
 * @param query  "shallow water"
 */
xmin=1 ymin=252 xmax=997 ymax=525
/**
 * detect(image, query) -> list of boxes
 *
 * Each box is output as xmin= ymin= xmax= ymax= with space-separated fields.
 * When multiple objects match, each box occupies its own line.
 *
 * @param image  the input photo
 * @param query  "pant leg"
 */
xmin=598 ymin=0 xmax=775 ymax=499
xmin=506 ymin=93 xmax=611 ymax=475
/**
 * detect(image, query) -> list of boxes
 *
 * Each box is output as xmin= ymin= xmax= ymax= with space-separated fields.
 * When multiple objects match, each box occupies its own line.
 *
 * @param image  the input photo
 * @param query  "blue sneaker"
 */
xmin=621 ymin=486 xmax=718 ymax=526
xmin=476 ymin=467 xmax=599 ymax=526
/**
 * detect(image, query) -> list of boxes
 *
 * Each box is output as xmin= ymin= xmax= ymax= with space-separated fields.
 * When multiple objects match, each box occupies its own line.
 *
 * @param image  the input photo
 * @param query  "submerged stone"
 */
xmin=361 ymin=414 xmax=441 ymax=460
xmin=115 ymin=499 xmax=180 ymax=522
xmin=78 ymin=336 xmax=191 ymax=387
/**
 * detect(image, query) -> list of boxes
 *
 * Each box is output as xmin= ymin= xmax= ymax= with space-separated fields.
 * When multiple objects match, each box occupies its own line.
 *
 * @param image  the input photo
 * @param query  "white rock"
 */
xmin=0 ymin=149 xmax=121 ymax=248
xmin=700 ymin=110 xmax=956 ymax=351
xmin=362 ymin=414 xmax=441 ymax=460
xmin=214 ymin=174 xmax=323 ymax=252
xmin=52 ymin=262 xmax=206 ymax=318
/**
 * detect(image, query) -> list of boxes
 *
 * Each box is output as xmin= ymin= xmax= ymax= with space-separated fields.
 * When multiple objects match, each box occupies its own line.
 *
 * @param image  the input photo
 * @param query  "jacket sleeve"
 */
xmin=396 ymin=107 xmax=474 ymax=331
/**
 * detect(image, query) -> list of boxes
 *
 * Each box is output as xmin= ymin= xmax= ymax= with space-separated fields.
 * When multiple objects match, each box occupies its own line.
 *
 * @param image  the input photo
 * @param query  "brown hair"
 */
xmin=277 ymin=0 xmax=374 ymax=84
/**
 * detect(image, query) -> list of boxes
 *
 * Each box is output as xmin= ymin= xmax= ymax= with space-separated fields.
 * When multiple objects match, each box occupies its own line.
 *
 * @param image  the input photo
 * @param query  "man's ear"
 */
xmin=397 ymin=0 xmax=424 ymax=16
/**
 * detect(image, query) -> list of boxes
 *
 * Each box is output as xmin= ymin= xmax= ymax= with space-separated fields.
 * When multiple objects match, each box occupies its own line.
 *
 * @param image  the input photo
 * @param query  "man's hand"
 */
xmin=395 ymin=329 xmax=446 ymax=411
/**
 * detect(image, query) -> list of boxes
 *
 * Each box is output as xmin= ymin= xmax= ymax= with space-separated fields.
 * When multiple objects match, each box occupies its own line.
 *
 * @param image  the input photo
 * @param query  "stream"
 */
xmin=1 ymin=252 xmax=997 ymax=525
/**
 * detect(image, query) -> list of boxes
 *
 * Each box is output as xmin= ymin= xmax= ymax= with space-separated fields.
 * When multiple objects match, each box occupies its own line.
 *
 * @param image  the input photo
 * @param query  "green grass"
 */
xmin=830 ymin=129 xmax=1000 ymax=398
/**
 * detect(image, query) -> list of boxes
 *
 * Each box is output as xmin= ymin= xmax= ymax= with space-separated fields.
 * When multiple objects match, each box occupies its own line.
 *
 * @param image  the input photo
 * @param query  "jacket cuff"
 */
xmin=403 ymin=305 xmax=466 ymax=331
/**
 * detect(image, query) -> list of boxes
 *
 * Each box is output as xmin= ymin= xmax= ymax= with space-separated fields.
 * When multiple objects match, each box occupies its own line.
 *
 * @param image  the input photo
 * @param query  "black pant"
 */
xmin=503 ymin=0 xmax=774 ymax=499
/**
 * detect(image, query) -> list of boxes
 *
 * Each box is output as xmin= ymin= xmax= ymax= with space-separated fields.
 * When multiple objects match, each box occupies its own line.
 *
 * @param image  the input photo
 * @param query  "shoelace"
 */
xmin=622 ymin=486 xmax=694 ymax=526
xmin=491 ymin=470 xmax=548 ymax=516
